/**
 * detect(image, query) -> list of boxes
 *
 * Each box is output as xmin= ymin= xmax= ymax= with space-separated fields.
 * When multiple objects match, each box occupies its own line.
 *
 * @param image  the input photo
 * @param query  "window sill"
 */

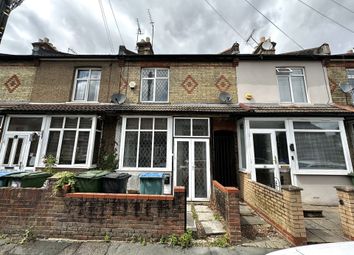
xmin=118 ymin=168 xmax=172 ymax=172
xmin=67 ymin=101 xmax=100 ymax=104
xmin=294 ymin=170 xmax=350 ymax=175
xmin=139 ymin=101 xmax=170 ymax=104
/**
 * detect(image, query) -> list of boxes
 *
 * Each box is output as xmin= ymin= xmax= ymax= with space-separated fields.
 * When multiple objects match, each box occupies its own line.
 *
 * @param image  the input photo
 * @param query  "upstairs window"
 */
xmin=72 ymin=68 xmax=101 ymax=102
xmin=276 ymin=67 xmax=308 ymax=103
xmin=141 ymin=68 xmax=169 ymax=102
xmin=347 ymin=69 xmax=354 ymax=85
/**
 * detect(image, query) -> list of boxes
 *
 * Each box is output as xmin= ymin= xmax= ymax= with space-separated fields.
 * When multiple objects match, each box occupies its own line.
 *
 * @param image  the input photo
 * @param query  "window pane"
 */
xmin=92 ymin=132 xmax=101 ymax=165
xmin=77 ymin=70 xmax=89 ymax=79
xmin=126 ymin=118 xmax=139 ymax=129
xmin=193 ymin=119 xmax=208 ymax=136
xmin=138 ymin=132 xmax=152 ymax=167
xmin=75 ymin=132 xmax=89 ymax=164
xmin=295 ymin=132 xmax=346 ymax=169
xmin=46 ymin=131 xmax=60 ymax=158
xmin=65 ymin=117 xmax=78 ymax=128
xmin=175 ymin=119 xmax=191 ymax=136
xmin=50 ymin=117 xmax=63 ymax=128
xmin=123 ymin=132 xmax=138 ymax=167
xmin=3 ymin=138 xmax=13 ymax=164
xmin=8 ymin=117 xmax=42 ymax=131
xmin=96 ymin=118 xmax=103 ymax=130
xmin=277 ymin=76 xmax=291 ymax=102
xmin=250 ymin=121 xmax=285 ymax=129
xmin=253 ymin=133 xmax=273 ymax=164
xmin=79 ymin=117 xmax=92 ymax=129
xmin=59 ymin=131 xmax=76 ymax=164
xmin=90 ymin=70 xmax=101 ymax=79
xmin=88 ymin=80 xmax=100 ymax=101
xmin=141 ymin=79 xmax=154 ymax=101
xmin=27 ymin=138 xmax=39 ymax=167
xmin=74 ymin=80 xmax=87 ymax=100
xmin=13 ymin=138 xmax=23 ymax=165
xmin=276 ymin=132 xmax=289 ymax=164
xmin=256 ymin=168 xmax=275 ymax=189
xmin=155 ymin=79 xmax=168 ymax=101
xmin=153 ymin=132 xmax=167 ymax=167
xmin=141 ymin=118 xmax=153 ymax=130
xmin=291 ymin=68 xmax=303 ymax=75
xmin=291 ymin=76 xmax=307 ymax=103
xmin=141 ymin=69 xmax=155 ymax=78
xmin=293 ymin=121 xmax=339 ymax=130
xmin=155 ymin=118 xmax=167 ymax=130
xmin=156 ymin=69 xmax=168 ymax=78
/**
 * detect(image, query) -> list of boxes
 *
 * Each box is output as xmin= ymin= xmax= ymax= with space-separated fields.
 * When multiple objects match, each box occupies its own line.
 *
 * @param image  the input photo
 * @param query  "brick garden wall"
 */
xmin=239 ymin=172 xmax=307 ymax=246
xmin=210 ymin=180 xmax=241 ymax=244
xmin=0 ymin=181 xmax=186 ymax=240
xmin=335 ymin=186 xmax=354 ymax=240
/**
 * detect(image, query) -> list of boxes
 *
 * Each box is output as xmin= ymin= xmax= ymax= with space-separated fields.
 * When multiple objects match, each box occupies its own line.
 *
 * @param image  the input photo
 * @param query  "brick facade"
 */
xmin=0 ymin=181 xmax=186 ymax=240
xmin=121 ymin=62 xmax=237 ymax=104
xmin=210 ymin=180 xmax=241 ymax=244
xmin=0 ymin=64 xmax=37 ymax=102
xmin=239 ymin=172 xmax=307 ymax=245
xmin=335 ymin=186 xmax=354 ymax=240
xmin=327 ymin=62 xmax=353 ymax=105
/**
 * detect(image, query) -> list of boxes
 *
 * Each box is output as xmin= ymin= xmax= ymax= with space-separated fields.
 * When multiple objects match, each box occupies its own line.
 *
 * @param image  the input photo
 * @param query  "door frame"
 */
xmin=173 ymin=138 xmax=211 ymax=201
xmin=250 ymin=129 xmax=282 ymax=190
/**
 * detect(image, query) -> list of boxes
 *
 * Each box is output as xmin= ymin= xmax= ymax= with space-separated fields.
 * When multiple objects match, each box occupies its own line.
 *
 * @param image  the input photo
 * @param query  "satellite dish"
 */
xmin=261 ymin=40 xmax=273 ymax=50
xmin=339 ymin=82 xmax=354 ymax=93
xmin=219 ymin=92 xmax=232 ymax=104
xmin=111 ymin=93 xmax=126 ymax=104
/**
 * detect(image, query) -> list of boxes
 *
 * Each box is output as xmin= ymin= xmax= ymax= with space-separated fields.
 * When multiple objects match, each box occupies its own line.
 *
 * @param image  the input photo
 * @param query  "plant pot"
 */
xmin=63 ymin=184 xmax=71 ymax=193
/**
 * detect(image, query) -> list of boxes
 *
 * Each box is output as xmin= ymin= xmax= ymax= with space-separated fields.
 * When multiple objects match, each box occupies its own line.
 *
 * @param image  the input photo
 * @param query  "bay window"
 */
xmin=121 ymin=117 xmax=171 ymax=170
xmin=293 ymin=121 xmax=346 ymax=170
xmin=45 ymin=116 xmax=102 ymax=167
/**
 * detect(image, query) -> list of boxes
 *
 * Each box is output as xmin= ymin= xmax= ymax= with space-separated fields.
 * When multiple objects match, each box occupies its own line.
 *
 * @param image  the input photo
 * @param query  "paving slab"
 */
xmin=57 ymin=242 xmax=82 ymax=255
xmin=74 ymin=242 xmax=109 ymax=255
xmin=194 ymin=205 xmax=211 ymax=213
xmin=241 ymin=216 xmax=266 ymax=226
xmin=211 ymin=246 xmax=276 ymax=255
xmin=240 ymin=205 xmax=253 ymax=216
xmin=0 ymin=243 xmax=16 ymax=254
xmin=200 ymin=221 xmax=226 ymax=235
xmin=9 ymin=240 xmax=71 ymax=255
xmin=187 ymin=212 xmax=197 ymax=232
xmin=198 ymin=212 xmax=215 ymax=222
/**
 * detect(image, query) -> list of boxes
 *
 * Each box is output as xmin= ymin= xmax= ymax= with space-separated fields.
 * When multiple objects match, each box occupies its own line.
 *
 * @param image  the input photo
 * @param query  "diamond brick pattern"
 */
xmin=215 ymin=75 xmax=231 ymax=91
xmin=181 ymin=75 xmax=198 ymax=94
xmin=4 ymin=75 xmax=21 ymax=93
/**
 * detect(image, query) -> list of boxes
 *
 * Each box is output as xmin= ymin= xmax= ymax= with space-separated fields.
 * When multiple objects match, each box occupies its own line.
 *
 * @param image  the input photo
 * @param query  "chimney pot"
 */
xmin=260 ymin=36 xmax=266 ymax=42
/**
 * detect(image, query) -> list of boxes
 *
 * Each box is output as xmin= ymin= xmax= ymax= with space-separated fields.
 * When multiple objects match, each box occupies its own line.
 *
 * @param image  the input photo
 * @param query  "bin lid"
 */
xmin=3 ymin=171 xmax=52 ymax=179
xmin=139 ymin=172 xmax=164 ymax=179
xmin=76 ymin=170 xmax=111 ymax=179
xmin=0 ymin=171 xmax=24 ymax=178
xmin=103 ymin=173 xmax=131 ymax=179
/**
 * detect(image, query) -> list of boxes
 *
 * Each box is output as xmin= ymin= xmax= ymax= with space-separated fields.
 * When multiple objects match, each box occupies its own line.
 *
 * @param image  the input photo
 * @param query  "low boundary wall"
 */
xmin=335 ymin=186 xmax=354 ymax=240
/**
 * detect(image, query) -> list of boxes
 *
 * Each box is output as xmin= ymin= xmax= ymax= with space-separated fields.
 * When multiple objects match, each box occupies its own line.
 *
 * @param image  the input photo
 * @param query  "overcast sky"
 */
xmin=0 ymin=0 xmax=353 ymax=55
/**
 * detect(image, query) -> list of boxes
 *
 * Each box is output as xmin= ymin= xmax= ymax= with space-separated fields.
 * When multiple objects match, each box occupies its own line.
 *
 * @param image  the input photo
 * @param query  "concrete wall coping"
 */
xmin=281 ymin=185 xmax=303 ymax=192
xmin=335 ymin=185 xmax=354 ymax=193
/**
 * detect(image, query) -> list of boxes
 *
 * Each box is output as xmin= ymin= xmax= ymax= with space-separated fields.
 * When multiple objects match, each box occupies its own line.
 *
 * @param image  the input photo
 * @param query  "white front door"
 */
xmin=174 ymin=138 xmax=210 ymax=201
xmin=0 ymin=133 xmax=40 ymax=171
xmin=251 ymin=130 xmax=282 ymax=189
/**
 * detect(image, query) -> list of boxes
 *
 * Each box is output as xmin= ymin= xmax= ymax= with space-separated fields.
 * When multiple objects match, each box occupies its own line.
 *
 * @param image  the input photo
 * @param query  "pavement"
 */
xmin=193 ymin=205 xmax=226 ymax=236
xmin=304 ymin=205 xmax=349 ymax=244
xmin=0 ymin=239 xmax=277 ymax=255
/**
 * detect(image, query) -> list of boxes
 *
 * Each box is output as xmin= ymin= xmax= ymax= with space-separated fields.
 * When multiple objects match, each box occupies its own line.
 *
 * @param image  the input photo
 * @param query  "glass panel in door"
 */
xmin=176 ymin=141 xmax=190 ymax=198
xmin=253 ymin=133 xmax=273 ymax=164
xmin=194 ymin=141 xmax=207 ymax=198
xmin=1 ymin=136 xmax=26 ymax=169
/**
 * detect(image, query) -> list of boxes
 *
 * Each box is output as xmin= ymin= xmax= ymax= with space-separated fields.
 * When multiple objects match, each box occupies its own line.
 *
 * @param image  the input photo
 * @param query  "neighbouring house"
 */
xmin=0 ymin=38 xmax=353 ymax=205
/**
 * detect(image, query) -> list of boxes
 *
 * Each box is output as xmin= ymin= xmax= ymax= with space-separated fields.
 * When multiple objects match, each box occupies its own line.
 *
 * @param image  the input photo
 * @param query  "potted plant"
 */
xmin=53 ymin=171 xmax=76 ymax=194
xmin=348 ymin=172 xmax=354 ymax=186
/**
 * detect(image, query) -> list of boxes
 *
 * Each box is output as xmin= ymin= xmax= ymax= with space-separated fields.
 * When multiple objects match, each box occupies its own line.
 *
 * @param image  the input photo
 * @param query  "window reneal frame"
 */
xmin=45 ymin=116 xmax=101 ymax=166
xmin=276 ymin=67 xmax=308 ymax=103
xmin=347 ymin=69 xmax=354 ymax=85
xmin=140 ymin=68 xmax=169 ymax=102
xmin=72 ymin=68 xmax=101 ymax=102
xmin=121 ymin=117 xmax=169 ymax=169
xmin=174 ymin=118 xmax=209 ymax=137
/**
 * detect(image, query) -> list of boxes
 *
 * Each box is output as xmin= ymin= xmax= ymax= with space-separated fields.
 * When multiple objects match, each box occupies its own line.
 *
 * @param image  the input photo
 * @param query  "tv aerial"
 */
xmin=339 ymin=82 xmax=354 ymax=104
xmin=147 ymin=9 xmax=155 ymax=47
xmin=111 ymin=93 xmax=126 ymax=104
xmin=219 ymin=92 xmax=232 ymax=104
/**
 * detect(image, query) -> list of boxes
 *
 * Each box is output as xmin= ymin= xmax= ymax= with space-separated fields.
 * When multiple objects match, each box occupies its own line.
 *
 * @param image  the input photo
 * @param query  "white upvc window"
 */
xmin=174 ymin=118 xmax=210 ymax=137
xmin=276 ymin=67 xmax=308 ymax=103
xmin=140 ymin=68 xmax=169 ymax=102
xmin=72 ymin=68 xmax=101 ymax=102
xmin=120 ymin=116 xmax=172 ymax=171
xmin=44 ymin=116 xmax=102 ymax=167
xmin=347 ymin=69 xmax=354 ymax=85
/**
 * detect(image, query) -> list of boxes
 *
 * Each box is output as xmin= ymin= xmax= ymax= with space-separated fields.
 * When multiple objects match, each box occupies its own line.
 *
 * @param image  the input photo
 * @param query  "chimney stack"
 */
xmin=137 ymin=37 xmax=154 ymax=55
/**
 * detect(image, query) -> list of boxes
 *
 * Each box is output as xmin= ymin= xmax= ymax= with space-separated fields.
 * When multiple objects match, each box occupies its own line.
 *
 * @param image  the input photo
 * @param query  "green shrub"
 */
xmin=43 ymin=155 xmax=56 ymax=174
xmin=53 ymin=171 xmax=76 ymax=192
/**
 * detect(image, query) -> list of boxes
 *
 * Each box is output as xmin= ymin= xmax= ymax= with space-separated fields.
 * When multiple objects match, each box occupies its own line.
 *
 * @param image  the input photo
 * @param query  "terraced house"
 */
xmin=0 ymin=38 xmax=353 ymax=205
